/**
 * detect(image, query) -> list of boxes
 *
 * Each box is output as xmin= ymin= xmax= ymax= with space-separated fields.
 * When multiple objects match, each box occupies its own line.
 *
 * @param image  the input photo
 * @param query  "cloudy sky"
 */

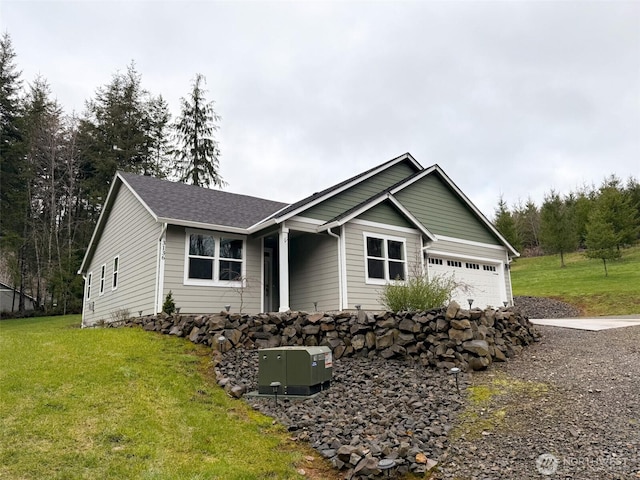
xmin=3 ymin=1 xmax=639 ymax=218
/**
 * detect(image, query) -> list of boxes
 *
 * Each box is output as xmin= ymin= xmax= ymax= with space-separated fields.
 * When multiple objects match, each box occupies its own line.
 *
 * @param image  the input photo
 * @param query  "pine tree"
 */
xmin=173 ymin=74 xmax=226 ymax=188
xmin=540 ymin=191 xmax=578 ymax=267
xmin=494 ymin=196 xmax=520 ymax=251
xmin=585 ymin=206 xmax=620 ymax=276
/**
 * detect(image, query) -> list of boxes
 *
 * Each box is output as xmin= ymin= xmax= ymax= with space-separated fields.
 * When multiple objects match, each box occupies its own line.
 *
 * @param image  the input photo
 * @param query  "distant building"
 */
xmin=0 ymin=282 xmax=38 ymax=313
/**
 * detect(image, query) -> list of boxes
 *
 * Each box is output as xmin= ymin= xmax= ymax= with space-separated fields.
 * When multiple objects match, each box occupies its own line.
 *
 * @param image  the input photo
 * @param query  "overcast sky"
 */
xmin=3 ymin=1 xmax=639 ymax=218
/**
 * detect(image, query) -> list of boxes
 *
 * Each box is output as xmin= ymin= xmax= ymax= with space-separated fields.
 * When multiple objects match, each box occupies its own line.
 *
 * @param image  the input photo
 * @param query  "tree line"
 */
xmin=0 ymin=33 xmax=225 ymax=315
xmin=494 ymin=176 xmax=640 ymax=274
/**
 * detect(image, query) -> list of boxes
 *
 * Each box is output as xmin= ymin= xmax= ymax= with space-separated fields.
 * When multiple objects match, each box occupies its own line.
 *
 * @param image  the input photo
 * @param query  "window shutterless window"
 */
xmin=86 ymin=272 xmax=92 ymax=299
xmin=112 ymin=256 xmax=119 ymax=290
xmin=364 ymin=233 xmax=406 ymax=284
xmin=185 ymin=231 xmax=244 ymax=285
xmin=99 ymin=264 xmax=106 ymax=295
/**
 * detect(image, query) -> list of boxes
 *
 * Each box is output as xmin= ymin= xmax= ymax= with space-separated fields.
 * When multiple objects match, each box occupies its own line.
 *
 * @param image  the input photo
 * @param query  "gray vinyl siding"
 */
xmin=303 ymin=161 xmax=416 ymax=221
xmin=395 ymin=174 xmax=499 ymax=245
xmin=344 ymin=222 xmax=422 ymax=311
xmin=356 ymin=201 xmax=413 ymax=228
xmin=163 ymin=225 xmax=262 ymax=314
xmin=82 ymin=185 xmax=158 ymax=326
xmin=289 ymin=233 xmax=340 ymax=312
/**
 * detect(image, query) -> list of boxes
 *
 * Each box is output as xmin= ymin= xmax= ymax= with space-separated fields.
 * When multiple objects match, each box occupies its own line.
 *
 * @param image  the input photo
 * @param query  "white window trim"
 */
xmin=86 ymin=272 xmax=92 ymax=299
xmin=112 ymin=256 xmax=119 ymax=291
xmin=183 ymin=229 xmax=246 ymax=287
xmin=99 ymin=264 xmax=106 ymax=296
xmin=363 ymin=231 xmax=408 ymax=285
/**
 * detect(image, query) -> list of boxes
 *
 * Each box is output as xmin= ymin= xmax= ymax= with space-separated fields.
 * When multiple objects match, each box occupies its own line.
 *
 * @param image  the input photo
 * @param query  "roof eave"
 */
xmin=275 ymin=152 xmax=422 ymax=223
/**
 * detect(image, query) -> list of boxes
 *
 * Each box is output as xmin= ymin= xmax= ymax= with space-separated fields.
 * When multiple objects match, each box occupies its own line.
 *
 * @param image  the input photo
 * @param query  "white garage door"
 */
xmin=426 ymin=255 xmax=504 ymax=308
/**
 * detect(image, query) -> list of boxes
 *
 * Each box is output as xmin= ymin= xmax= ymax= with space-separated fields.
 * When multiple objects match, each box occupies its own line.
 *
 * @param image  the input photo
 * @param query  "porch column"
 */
xmin=278 ymin=224 xmax=290 ymax=311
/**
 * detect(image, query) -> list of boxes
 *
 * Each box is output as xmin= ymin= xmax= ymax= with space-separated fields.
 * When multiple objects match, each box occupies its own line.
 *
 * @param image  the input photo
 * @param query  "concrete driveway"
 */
xmin=529 ymin=315 xmax=640 ymax=331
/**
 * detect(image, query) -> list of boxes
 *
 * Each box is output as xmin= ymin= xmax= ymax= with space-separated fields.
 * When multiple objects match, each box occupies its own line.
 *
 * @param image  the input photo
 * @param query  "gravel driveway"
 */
xmin=436 ymin=324 xmax=640 ymax=480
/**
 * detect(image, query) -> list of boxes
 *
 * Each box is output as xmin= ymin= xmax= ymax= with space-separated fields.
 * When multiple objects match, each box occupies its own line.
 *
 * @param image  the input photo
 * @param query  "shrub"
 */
xmin=380 ymin=274 xmax=457 ymax=312
xmin=163 ymin=291 xmax=176 ymax=315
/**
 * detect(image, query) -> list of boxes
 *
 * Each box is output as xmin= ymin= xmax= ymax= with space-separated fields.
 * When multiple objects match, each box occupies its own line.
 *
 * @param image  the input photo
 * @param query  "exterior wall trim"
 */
xmin=350 ymin=218 xmax=421 ymax=236
xmin=432 ymin=234 xmax=507 ymax=252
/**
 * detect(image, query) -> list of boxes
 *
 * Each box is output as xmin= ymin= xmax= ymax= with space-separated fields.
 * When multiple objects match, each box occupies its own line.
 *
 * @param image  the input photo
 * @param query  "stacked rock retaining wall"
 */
xmin=123 ymin=301 xmax=539 ymax=371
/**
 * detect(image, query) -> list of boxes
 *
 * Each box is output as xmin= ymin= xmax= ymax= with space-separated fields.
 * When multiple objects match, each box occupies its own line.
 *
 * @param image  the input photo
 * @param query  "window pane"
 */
xmin=219 ymin=260 xmax=242 ymax=280
xmin=389 ymin=261 xmax=405 ymax=280
xmin=367 ymin=259 xmax=384 ymax=279
xmin=189 ymin=258 xmax=213 ymax=279
xmin=367 ymin=237 xmax=383 ymax=257
xmin=189 ymin=234 xmax=215 ymax=257
xmin=113 ymin=257 xmax=118 ymax=270
xmin=388 ymin=240 xmax=403 ymax=260
xmin=220 ymin=238 xmax=243 ymax=259
xmin=112 ymin=272 xmax=118 ymax=289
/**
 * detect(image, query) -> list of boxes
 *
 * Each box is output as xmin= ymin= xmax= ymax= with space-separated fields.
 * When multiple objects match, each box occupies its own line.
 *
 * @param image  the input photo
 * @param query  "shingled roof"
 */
xmin=119 ymin=172 xmax=288 ymax=229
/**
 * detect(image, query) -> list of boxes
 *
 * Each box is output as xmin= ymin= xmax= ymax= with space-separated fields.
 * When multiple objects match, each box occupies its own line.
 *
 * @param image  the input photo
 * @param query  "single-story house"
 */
xmin=0 ymin=281 xmax=38 ymax=313
xmin=79 ymin=153 xmax=518 ymax=327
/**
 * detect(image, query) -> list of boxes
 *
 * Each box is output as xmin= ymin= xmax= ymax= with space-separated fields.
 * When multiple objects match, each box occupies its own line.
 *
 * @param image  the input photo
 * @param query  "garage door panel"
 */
xmin=427 ymin=256 xmax=503 ymax=308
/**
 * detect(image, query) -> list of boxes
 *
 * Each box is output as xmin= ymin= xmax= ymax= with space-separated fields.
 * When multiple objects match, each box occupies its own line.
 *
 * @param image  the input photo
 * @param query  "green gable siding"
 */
xmin=395 ymin=174 xmax=499 ymax=245
xmin=356 ymin=201 xmax=414 ymax=228
xmin=303 ymin=161 xmax=417 ymax=221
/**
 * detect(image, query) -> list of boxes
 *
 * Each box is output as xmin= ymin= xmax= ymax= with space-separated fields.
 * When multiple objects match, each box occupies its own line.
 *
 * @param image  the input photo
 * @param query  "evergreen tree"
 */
xmin=78 ymin=62 xmax=168 ymax=205
xmin=540 ymin=190 xmax=578 ymax=267
xmin=173 ymin=73 xmax=226 ymax=188
xmin=513 ymin=198 xmax=541 ymax=253
xmin=596 ymin=176 xmax=639 ymax=249
xmin=0 ymin=32 xmax=28 ymax=312
xmin=494 ymin=196 xmax=520 ymax=251
xmin=585 ymin=206 xmax=620 ymax=276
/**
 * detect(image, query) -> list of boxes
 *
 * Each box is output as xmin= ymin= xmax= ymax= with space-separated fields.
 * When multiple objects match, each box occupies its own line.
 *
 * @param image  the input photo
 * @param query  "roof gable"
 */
xmin=269 ymin=152 xmax=421 ymax=222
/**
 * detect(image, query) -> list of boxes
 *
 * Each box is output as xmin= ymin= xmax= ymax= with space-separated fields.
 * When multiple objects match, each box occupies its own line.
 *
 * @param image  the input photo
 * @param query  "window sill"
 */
xmin=184 ymin=279 xmax=244 ymax=288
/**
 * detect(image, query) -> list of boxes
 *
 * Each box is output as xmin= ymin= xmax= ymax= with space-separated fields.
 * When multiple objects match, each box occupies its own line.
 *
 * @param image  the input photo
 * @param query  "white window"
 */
xmin=184 ymin=230 xmax=245 ymax=286
xmin=86 ymin=272 xmax=92 ymax=299
xmin=112 ymin=256 xmax=119 ymax=290
xmin=364 ymin=233 xmax=406 ymax=284
xmin=99 ymin=264 xmax=106 ymax=295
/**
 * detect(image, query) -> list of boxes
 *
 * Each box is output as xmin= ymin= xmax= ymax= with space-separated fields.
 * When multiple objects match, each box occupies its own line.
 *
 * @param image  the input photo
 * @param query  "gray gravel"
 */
xmin=215 ymin=312 xmax=640 ymax=479
xmin=436 ymin=324 xmax=640 ymax=480
xmin=513 ymin=295 xmax=581 ymax=319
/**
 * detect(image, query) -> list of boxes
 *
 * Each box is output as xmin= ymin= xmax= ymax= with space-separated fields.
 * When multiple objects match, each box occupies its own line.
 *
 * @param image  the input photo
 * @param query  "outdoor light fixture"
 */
xmin=224 ymin=304 xmax=231 ymax=312
xmin=270 ymin=381 xmax=281 ymax=405
xmin=503 ymin=301 xmax=508 ymax=308
xmin=313 ymin=301 xmax=318 ymax=312
xmin=378 ymin=458 xmax=396 ymax=478
xmin=176 ymin=307 xmax=181 ymax=314
xmin=450 ymin=367 xmax=461 ymax=395
xmin=355 ymin=304 xmax=361 ymax=311
xmin=218 ymin=335 xmax=226 ymax=353
xmin=138 ymin=310 xmax=143 ymax=317
xmin=467 ymin=298 xmax=474 ymax=309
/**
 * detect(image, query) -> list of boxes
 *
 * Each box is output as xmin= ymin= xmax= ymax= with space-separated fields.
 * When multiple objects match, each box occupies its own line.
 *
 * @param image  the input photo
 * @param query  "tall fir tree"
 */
xmin=585 ymin=205 xmax=620 ymax=276
xmin=77 ymin=62 xmax=168 ymax=205
xmin=539 ymin=190 xmax=578 ymax=267
xmin=173 ymin=73 xmax=225 ymax=188
xmin=494 ymin=196 xmax=521 ymax=251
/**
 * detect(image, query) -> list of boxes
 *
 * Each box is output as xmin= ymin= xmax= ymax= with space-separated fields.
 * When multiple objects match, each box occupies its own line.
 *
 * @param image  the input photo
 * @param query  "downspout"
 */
xmin=155 ymin=223 xmax=168 ymax=313
xmin=505 ymin=249 xmax=514 ymax=306
xmin=327 ymin=228 xmax=344 ymax=310
xmin=80 ymin=274 xmax=87 ymax=328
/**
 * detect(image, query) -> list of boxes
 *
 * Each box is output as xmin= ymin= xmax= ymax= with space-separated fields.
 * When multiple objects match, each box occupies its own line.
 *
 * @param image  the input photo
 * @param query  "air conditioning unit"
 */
xmin=258 ymin=346 xmax=332 ymax=396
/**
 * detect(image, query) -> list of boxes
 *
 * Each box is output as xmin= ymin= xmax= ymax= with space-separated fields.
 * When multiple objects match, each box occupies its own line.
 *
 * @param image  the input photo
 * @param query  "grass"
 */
xmin=449 ymin=373 xmax=548 ymax=441
xmin=510 ymin=244 xmax=640 ymax=316
xmin=0 ymin=315 xmax=330 ymax=480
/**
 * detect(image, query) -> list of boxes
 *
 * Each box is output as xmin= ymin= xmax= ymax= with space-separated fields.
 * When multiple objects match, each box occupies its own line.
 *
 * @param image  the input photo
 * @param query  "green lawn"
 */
xmin=510 ymin=244 xmax=640 ymax=316
xmin=0 ymin=315 xmax=311 ymax=480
